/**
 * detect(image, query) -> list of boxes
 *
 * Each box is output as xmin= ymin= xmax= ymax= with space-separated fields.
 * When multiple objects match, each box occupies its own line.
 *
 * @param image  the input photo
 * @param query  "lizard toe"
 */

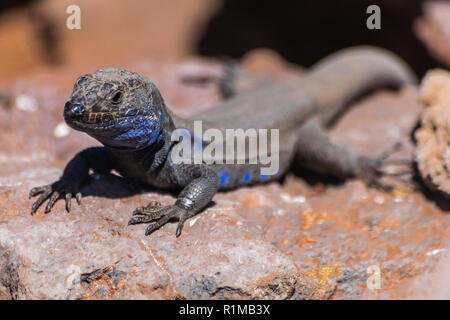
xmin=44 ymin=191 xmax=61 ymax=213
xmin=129 ymin=204 xmax=170 ymax=224
xmin=65 ymin=193 xmax=72 ymax=212
xmin=128 ymin=203 xmax=188 ymax=236
xmin=30 ymin=187 xmax=53 ymax=215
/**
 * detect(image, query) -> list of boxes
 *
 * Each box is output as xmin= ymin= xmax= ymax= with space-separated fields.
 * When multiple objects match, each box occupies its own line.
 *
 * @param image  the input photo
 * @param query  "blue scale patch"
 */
xmin=114 ymin=116 xmax=160 ymax=146
xmin=216 ymin=169 xmax=231 ymax=187
xmin=260 ymin=168 xmax=282 ymax=182
xmin=243 ymin=171 xmax=252 ymax=184
xmin=99 ymin=105 xmax=167 ymax=150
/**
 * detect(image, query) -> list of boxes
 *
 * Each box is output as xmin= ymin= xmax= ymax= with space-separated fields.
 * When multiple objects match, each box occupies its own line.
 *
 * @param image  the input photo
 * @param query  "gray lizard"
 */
xmin=29 ymin=46 xmax=416 ymax=237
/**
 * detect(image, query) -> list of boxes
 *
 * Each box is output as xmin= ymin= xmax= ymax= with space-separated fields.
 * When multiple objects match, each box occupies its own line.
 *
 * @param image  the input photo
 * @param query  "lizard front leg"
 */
xmin=128 ymin=165 xmax=220 ymax=237
xmin=29 ymin=147 xmax=114 ymax=214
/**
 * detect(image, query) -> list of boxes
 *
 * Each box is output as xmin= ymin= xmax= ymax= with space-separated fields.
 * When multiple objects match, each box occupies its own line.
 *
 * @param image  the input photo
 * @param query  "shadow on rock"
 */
xmin=79 ymin=173 xmax=176 ymax=200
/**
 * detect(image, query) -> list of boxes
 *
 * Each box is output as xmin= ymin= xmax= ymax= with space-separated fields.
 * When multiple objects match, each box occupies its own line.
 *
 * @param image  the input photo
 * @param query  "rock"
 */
xmin=415 ymin=69 xmax=450 ymax=197
xmin=414 ymin=1 xmax=450 ymax=67
xmin=400 ymin=250 xmax=450 ymax=299
xmin=0 ymin=59 xmax=449 ymax=299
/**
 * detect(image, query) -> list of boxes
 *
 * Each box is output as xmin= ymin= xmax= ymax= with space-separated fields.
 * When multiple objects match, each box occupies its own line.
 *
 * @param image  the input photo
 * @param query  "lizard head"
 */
xmin=64 ymin=68 xmax=173 ymax=150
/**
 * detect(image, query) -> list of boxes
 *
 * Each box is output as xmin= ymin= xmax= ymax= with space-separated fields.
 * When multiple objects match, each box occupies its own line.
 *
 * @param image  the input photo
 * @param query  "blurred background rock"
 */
xmin=0 ymin=0 xmax=449 ymax=81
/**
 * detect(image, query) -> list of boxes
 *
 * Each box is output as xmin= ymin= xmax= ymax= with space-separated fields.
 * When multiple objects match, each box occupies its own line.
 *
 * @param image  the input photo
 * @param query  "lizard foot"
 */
xmin=128 ymin=201 xmax=189 ymax=237
xmin=356 ymin=143 xmax=414 ymax=192
xmin=29 ymin=179 xmax=82 ymax=215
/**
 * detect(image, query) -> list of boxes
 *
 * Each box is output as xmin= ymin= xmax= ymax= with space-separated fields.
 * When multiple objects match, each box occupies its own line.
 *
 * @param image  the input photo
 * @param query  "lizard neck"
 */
xmin=105 ymin=103 xmax=178 ymax=172
xmin=106 ymin=130 xmax=174 ymax=174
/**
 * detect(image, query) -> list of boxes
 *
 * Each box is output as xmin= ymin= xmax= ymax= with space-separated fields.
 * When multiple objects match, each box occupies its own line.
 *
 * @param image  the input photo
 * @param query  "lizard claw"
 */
xmin=128 ymin=202 xmax=189 ymax=237
xmin=29 ymin=179 xmax=82 ymax=215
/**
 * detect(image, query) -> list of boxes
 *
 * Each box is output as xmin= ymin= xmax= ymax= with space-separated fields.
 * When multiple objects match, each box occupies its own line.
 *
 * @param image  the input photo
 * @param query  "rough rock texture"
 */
xmin=415 ymin=69 xmax=450 ymax=197
xmin=373 ymin=248 xmax=450 ymax=299
xmin=0 ymin=59 xmax=449 ymax=300
xmin=414 ymin=1 xmax=450 ymax=67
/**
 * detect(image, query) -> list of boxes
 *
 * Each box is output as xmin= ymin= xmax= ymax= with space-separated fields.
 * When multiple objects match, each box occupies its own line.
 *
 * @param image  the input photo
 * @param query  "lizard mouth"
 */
xmin=64 ymin=102 xmax=137 ymax=132
xmin=78 ymin=112 xmax=115 ymax=124
xmin=65 ymin=112 xmax=129 ymax=132
xmin=63 ymin=101 xmax=163 ymax=150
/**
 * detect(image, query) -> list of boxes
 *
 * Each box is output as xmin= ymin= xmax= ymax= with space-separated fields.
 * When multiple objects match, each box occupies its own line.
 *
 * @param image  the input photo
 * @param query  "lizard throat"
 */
xmin=66 ymin=112 xmax=165 ymax=151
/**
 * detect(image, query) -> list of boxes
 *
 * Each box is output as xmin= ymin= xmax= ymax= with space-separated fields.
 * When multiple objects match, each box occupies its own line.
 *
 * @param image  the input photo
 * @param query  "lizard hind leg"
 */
xmin=218 ymin=58 xmax=270 ymax=98
xmin=181 ymin=57 xmax=269 ymax=99
xmin=294 ymin=120 xmax=414 ymax=191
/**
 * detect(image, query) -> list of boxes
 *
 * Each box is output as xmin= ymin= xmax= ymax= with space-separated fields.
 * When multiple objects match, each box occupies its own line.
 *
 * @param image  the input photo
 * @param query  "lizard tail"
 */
xmin=307 ymin=45 xmax=417 ymax=127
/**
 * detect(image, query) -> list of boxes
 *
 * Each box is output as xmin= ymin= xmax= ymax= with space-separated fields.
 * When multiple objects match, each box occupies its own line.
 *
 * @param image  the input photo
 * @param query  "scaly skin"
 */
xmin=29 ymin=46 xmax=417 ymax=237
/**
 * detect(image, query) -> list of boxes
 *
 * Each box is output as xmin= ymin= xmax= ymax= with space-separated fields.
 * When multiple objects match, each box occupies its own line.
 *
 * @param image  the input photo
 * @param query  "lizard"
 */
xmin=29 ymin=46 xmax=416 ymax=237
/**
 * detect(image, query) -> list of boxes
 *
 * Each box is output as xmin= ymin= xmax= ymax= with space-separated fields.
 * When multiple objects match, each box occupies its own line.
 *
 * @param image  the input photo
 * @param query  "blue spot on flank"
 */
xmin=243 ymin=171 xmax=252 ymax=184
xmin=260 ymin=174 xmax=270 ymax=182
xmin=217 ymin=170 xmax=230 ymax=187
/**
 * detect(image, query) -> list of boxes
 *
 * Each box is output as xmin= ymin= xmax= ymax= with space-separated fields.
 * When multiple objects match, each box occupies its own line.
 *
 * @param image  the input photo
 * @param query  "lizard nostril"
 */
xmin=71 ymin=103 xmax=85 ymax=116
xmin=65 ymin=102 xmax=85 ymax=118
xmin=64 ymin=102 xmax=86 ymax=122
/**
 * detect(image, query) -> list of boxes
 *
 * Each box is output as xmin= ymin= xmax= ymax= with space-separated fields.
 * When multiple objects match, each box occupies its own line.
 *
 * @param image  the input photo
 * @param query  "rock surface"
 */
xmin=0 ymin=59 xmax=449 ymax=300
xmin=415 ymin=69 xmax=450 ymax=198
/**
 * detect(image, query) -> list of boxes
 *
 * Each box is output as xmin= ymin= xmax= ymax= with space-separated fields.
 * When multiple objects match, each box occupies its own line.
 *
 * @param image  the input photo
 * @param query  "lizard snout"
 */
xmin=64 ymin=102 xmax=85 ymax=120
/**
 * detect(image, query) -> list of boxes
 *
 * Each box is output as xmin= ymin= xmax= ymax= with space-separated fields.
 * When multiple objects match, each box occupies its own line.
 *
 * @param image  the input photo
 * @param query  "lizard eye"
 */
xmin=111 ymin=91 xmax=122 ymax=104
